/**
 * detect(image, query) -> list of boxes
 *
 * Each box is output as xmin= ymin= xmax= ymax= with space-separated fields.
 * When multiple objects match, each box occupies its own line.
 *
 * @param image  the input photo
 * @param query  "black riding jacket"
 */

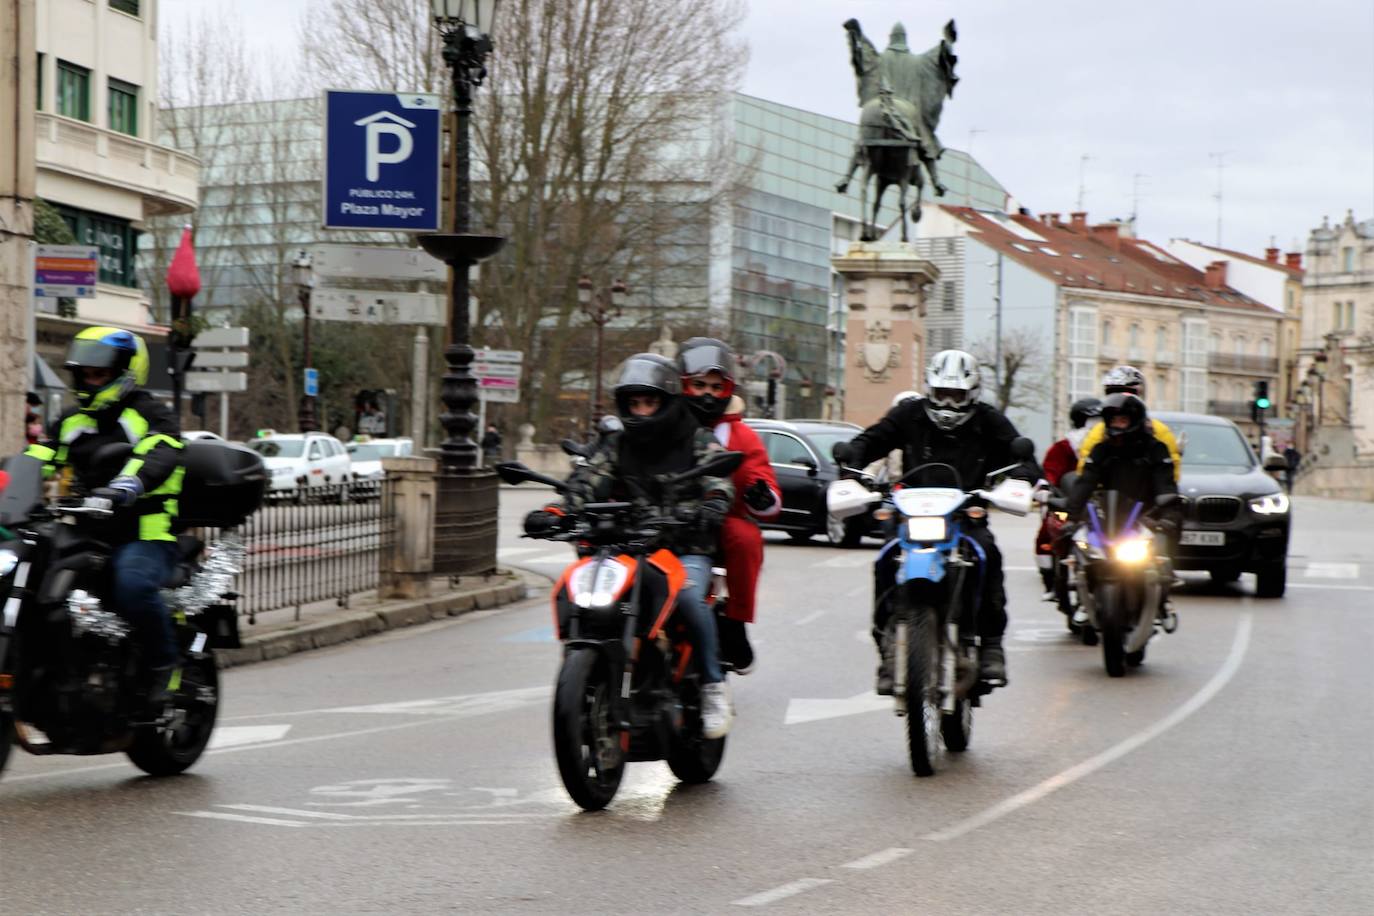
xmin=1066 ymin=432 xmax=1177 ymax=517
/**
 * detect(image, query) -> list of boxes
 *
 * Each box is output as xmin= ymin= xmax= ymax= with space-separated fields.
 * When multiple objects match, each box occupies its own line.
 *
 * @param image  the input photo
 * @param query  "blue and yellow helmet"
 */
xmin=65 ymin=326 xmax=149 ymax=412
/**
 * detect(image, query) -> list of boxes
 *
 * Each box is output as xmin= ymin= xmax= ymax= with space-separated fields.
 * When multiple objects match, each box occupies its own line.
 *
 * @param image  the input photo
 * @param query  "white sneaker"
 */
xmin=699 ymin=682 xmax=734 ymax=739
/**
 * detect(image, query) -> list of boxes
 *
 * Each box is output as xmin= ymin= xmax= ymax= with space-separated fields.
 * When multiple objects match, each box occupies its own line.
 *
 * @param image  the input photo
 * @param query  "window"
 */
xmin=941 ymin=281 xmax=955 ymax=312
xmin=56 ymin=60 xmax=90 ymax=121
xmin=1347 ymin=302 xmax=1356 ymax=329
xmin=1069 ymin=359 xmax=1097 ymax=403
xmin=1258 ymin=338 xmax=1273 ymax=358
xmin=1233 ymin=335 xmax=1246 ymax=356
xmin=1343 ymin=247 xmax=1354 ymax=272
xmin=1286 ymin=288 xmax=1295 ymax=312
xmin=1128 ymin=324 xmax=1142 ymax=349
xmin=307 ymin=441 xmax=323 ymax=461
xmin=36 ymin=53 xmax=42 ymax=111
xmin=1100 ymin=319 xmax=1113 ymax=347
xmin=1182 ymin=318 xmax=1208 ymax=368
xmin=1209 ymin=332 xmax=1222 ymax=353
xmin=766 ymin=434 xmax=814 ymax=467
xmin=1155 ymin=373 xmax=1169 ymax=408
xmin=110 ymin=0 xmax=141 ymax=14
xmin=1334 ymin=302 xmax=1344 ymax=329
xmin=1181 ymin=368 xmax=1208 ymax=413
xmin=53 ymin=203 xmax=138 ymax=287
xmin=107 ymin=78 xmax=139 ymax=136
xmin=1068 ymin=306 xmax=1097 ymax=358
xmin=1155 ymin=327 xmax=1168 ymax=353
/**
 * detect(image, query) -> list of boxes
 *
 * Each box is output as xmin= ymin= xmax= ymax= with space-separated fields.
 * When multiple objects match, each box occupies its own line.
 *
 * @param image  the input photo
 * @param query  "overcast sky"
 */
xmin=165 ymin=0 xmax=1373 ymax=258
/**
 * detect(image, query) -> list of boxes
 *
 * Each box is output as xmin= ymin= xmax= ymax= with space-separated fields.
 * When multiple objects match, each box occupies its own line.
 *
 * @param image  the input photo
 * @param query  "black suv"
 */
xmin=1153 ymin=411 xmax=1291 ymax=597
xmin=744 ymin=419 xmax=879 ymax=547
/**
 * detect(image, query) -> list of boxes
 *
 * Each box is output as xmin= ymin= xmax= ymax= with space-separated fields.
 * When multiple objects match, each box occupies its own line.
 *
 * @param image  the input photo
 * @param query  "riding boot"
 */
xmin=978 ymin=638 xmax=1008 ymax=688
xmin=875 ymin=627 xmax=895 ymax=696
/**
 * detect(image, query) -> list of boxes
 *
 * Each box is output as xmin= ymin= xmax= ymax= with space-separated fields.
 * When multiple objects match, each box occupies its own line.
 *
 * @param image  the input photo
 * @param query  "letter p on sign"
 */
xmin=355 ymin=111 xmax=417 ymax=182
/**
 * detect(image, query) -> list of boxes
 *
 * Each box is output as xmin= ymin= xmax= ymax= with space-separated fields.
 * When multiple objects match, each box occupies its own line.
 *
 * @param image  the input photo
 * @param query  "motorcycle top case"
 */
xmin=176 ymin=441 xmax=268 ymax=529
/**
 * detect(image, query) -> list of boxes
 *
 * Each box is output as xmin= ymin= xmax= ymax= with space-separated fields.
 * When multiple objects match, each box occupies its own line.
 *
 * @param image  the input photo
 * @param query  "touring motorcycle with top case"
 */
xmin=0 ymin=441 xmax=265 ymax=778
xmin=496 ymin=451 xmax=742 ymax=811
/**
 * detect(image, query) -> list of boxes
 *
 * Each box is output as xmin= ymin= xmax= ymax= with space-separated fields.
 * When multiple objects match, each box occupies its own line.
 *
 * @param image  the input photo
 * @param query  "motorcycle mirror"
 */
xmin=1010 ymin=436 xmax=1035 ymax=460
xmin=560 ymin=438 xmax=591 ymax=459
xmin=493 ymin=461 xmax=567 ymax=492
xmin=597 ymin=415 xmax=624 ymax=436
xmin=1154 ymin=493 xmax=1182 ymax=509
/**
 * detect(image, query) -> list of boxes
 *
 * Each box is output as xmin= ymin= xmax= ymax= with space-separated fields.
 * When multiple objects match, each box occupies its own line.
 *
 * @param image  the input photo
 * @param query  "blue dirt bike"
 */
xmin=828 ymin=441 xmax=1035 ymax=777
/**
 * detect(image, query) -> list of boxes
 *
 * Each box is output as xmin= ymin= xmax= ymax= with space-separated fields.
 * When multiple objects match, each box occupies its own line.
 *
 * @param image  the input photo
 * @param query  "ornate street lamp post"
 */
xmin=419 ymin=0 xmax=505 ymax=576
xmin=577 ymin=275 xmax=628 ymax=434
xmin=747 ymin=350 xmax=787 ymax=419
xmin=292 ymin=250 xmax=319 ymax=433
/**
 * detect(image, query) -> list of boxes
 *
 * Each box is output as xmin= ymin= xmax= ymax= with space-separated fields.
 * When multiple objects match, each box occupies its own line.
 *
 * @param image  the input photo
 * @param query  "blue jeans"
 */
xmin=677 ymin=554 xmax=723 ymax=684
xmin=111 ymin=540 xmax=179 ymax=669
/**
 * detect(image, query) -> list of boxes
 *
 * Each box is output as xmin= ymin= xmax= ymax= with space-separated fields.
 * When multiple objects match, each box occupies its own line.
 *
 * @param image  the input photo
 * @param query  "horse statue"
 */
xmin=835 ymin=19 xmax=959 ymax=242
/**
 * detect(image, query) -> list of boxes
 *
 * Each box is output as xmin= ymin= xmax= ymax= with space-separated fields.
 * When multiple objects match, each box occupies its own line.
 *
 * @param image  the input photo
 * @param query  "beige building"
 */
xmin=33 ymin=0 xmax=198 ymax=386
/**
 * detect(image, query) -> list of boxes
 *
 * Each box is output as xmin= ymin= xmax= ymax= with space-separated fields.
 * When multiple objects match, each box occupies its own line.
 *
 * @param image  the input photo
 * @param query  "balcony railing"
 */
xmin=36 ymin=112 xmax=199 ymax=215
xmin=1207 ymin=399 xmax=1254 ymax=419
xmin=1208 ymin=352 xmax=1279 ymax=374
xmin=1154 ymin=350 xmax=1175 ymax=365
xmin=1100 ymin=344 xmax=1121 ymax=361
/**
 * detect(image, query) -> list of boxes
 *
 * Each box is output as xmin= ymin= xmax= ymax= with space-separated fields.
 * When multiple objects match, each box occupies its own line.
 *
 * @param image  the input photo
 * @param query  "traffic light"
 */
xmin=1252 ymin=380 xmax=1271 ymax=423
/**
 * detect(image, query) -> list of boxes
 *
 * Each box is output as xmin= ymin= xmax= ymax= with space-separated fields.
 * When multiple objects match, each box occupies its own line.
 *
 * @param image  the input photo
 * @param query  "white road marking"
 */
xmin=224 ymin=804 xmax=355 ymax=820
xmin=1302 ymin=562 xmax=1359 ymax=579
xmin=178 ymin=811 xmax=308 ymax=827
xmin=732 ymin=878 xmax=834 ymax=908
xmin=1288 ymin=583 xmax=1374 ymax=592
xmin=329 ymin=686 xmax=549 ymax=716
xmin=785 ymin=692 xmax=889 ymax=726
xmin=818 ymin=554 xmax=874 ymax=568
xmin=841 ymin=847 xmax=913 ymax=870
xmin=793 ymin=610 xmax=825 ymax=626
xmin=922 ymin=613 xmax=1253 ymax=843
xmin=1004 ymin=565 xmax=1039 ymax=572
xmin=207 ymin=725 xmax=292 ymax=750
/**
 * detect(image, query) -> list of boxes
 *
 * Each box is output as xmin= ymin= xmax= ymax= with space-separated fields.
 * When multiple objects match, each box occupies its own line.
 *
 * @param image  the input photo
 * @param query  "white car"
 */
xmin=181 ymin=430 xmax=225 ymax=442
xmin=246 ymin=432 xmax=352 ymax=493
xmin=346 ymin=437 xmax=415 ymax=481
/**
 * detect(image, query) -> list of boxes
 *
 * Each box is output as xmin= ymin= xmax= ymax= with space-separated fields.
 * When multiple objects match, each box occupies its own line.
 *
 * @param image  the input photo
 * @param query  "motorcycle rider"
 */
xmin=523 ymin=354 xmax=737 ymax=738
xmin=1063 ymin=394 xmax=1179 ymax=615
xmin=1035 ymin=397 xmax=1101 ymax=595
xmin=832 ymin=350 xmax=1039 ymax=693
xmin=23 ymin=326 xmax=187 ymax=707
xmin=1077 ymin=366 xmax=1181 ymax=481
xmin=677 ymin=338 xmax=780 ymax=675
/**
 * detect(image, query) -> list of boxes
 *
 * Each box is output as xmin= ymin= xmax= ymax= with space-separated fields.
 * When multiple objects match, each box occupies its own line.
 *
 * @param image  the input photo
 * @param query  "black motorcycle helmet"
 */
xmin=678 ymin=337 xmax=737 ymax=423
xmin=613 ymin=353 xmax=683 ymax=441
xmin=1070 ymin=397 xmax=1102 ymax=429
xmin=1100 ymin=393 xmax=1147 ymax=440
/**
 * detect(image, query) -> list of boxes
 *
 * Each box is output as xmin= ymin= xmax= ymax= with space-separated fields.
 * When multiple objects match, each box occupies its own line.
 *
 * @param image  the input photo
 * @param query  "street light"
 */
xmin=418 ymin=0 xmax=505 ymax=577
xmin=292 ymin=250 xmax=319 ymax=433
xmin=578 ymin=276 xmax=629 ymax=433
xmin=746 ymin=350 xmax=787 ymax=419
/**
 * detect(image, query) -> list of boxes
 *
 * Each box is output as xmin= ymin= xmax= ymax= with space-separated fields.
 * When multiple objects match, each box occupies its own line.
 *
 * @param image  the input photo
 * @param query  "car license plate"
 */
xmin=1180 ymin=530 xmax=1225 ymax=546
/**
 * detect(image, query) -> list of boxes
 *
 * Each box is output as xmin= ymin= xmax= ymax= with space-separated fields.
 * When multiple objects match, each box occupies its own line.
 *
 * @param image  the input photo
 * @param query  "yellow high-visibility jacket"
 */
xmin=1076 ymin=417 xmax=1182 ymax=482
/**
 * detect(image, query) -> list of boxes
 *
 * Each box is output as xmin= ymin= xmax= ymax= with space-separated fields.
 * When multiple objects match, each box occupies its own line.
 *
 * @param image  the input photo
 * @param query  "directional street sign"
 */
xmin=471 ymin=362 xmax=521 ymax=378
xmin=311 ymin=288 xmax=445 ymax=326
xmin=479 ymin=386 xmax=520 ymax=404
xmin=309 ymin=245 xmax=445 ymax=282
xmin=192 ymin=350 xmax=250 ymax=369
xmin=322 ymin=91 xmax=442 ymax=232
xmin=34 ymin=245 xmax=99 ymax=298
xmin=304 ymin=368 xmax=320 ymax=398
xmin=474 ymin=348 xmax=523 ymax=364
xmin=193 ymin=327 xmax=250 ymax=349
xmin=186 ymin=372 xmax=248 ymax=393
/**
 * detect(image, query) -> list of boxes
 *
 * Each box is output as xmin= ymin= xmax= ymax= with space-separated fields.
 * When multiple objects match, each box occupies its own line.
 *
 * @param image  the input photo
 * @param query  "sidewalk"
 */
xmin=218 ymin=567 xmax=541 ymax=668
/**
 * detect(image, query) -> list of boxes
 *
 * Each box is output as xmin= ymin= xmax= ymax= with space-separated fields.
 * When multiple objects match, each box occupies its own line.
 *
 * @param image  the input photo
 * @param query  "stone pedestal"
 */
xmin=831 ymin=242 xmax=941 ymax=427
xmin=379 ymin=457 xmax=438 ymax=599
xmin=433 ymin=471 xmax=499 ymax=578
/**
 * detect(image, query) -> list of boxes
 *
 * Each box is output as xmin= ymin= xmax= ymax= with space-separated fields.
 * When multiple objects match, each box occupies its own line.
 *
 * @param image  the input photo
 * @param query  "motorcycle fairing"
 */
xmin=645 ymin=549 xmax=686 ymax=640
xmin=551 ymin=553 xmax=639 ymax=640
xmin=894 ymin=520 xmax=962 ymax=585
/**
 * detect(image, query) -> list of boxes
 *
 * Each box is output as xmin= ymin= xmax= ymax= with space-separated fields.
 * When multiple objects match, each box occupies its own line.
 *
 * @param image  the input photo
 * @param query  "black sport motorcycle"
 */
xmin=496 ymin=450 xmax=742 ymax=811
xmin=0 ymin=442 xmax=265 ymax=778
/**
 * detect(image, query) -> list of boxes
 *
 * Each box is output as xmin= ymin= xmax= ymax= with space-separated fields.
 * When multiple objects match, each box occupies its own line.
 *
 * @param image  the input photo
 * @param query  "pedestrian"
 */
xmin=481 ymin=423 xmax=503 ymax=466
xmin=1283 ymin=443 xmax=1301 ymax=494
xmin=24 ymin=392 xmax=44 ymax=445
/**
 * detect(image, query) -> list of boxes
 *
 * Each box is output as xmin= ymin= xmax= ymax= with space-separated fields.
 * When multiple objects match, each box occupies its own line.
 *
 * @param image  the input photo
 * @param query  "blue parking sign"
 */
xmin=323 ymin=91 xmax=442 ymax=232
xmin=304 ymin=368 xmax=320 ymax=397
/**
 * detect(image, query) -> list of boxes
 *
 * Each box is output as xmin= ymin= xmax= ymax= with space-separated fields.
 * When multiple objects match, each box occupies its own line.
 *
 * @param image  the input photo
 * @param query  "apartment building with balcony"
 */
xmin=923 ymin=207 xmax=1284 ymax=448
xmin=33 ymin=0 xmax=198 ymax=386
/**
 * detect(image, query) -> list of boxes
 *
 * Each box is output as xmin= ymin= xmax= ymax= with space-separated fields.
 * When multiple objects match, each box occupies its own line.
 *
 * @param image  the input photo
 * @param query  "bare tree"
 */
xmin=300 ymin=0 xmax=748 ymax=433
xmin=970 ymin=327 xmax=1052 ymax=414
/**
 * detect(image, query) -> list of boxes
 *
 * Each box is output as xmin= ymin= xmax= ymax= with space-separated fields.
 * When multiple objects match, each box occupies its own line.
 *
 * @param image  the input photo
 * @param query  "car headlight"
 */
xmin=1112 ymin=537 xmax=1153 ymax=565
xmin=0 ymin=549 xmax=18 ymax=578
xmin=1249 ymin=493 xmax=1289 ymax=515
xmin=905 ymin=516 xmax=948 ymax=542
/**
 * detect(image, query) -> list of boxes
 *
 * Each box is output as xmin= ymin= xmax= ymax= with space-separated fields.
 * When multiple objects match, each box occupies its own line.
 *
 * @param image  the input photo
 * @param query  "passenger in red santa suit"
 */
xmin=677 ymin=338 xmax=780 ymax=675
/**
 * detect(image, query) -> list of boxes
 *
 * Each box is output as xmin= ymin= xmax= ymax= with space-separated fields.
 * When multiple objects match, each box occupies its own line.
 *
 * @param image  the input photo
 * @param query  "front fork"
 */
xmin=893 ymin=555 xmax=973 ymax=717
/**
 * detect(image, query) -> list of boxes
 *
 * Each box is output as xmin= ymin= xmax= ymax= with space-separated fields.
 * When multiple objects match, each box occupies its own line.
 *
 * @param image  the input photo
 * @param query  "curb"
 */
xmin=218 ymin=575 xmax=530 ymax=669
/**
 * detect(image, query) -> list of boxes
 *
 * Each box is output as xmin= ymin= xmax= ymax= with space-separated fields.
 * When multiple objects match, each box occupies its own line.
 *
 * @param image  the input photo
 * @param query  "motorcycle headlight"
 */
xmin=0 ymin=549 xmax=17 ymax=578
xmin=569 ymin=558 xmax=631 ymax=610
xmin=905 ymin=516 xmax=948 ymax=542
xmin=1249 ymin=493 xmax=1289 ymax=515
xmin=1112 ymin=537 xmax=1153 ymax=565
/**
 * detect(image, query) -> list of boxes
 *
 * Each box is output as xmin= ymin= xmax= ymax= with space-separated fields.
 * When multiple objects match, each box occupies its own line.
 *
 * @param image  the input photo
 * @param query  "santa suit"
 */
xmin=710 ymin=396 xmax=780 ymax=623
xmin=1035 ymin=426 xmax=1090 ymax=571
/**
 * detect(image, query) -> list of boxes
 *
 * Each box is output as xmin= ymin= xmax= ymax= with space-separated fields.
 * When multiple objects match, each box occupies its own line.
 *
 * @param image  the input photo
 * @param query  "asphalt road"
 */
xmin=2 ymin=489 xmax=1371 ymax=915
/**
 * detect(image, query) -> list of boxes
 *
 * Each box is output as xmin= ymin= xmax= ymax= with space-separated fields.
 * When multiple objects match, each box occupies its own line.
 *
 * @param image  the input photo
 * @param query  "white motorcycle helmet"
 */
xmin=924 ymin=349 xmax=982 ymax=430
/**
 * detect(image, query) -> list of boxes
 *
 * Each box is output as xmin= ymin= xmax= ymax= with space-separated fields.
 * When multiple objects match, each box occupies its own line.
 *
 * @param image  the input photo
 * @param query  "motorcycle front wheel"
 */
xmin=127 ymin=652 xmax=220 ymax=776
xmin=1096 ymin=582 xmax=1126 ymax=677
xmin=552 ymin=647 xmax=624 ymax=811
xmin=905 ymin=608 xmax=941 ymax=777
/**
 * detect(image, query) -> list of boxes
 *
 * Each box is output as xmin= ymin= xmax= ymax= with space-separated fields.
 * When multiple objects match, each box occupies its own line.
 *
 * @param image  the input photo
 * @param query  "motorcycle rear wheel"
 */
xmin=0 ymin=711 xmax=12 ymax=777
xmin=1096 ymin=583 xmax=1126 ymax=677
xmin=127 ymin=653 xmax=220 ymax=776
xmin=667 ymin=681 xmax=726 ymax=784
xmin=552 ymin=648 xmax=624 ymax=811
xmin=905 ymin=608 xmax=941 ymax=777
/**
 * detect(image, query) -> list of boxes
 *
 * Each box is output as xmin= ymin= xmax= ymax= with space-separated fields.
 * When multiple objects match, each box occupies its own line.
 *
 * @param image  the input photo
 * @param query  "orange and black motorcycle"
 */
xmin=496 ymin=451 xmax=741 ymax=811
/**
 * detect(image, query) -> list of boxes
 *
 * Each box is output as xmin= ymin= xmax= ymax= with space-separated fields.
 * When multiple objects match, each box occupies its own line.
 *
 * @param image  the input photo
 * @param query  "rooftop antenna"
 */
xmin=1130 ymin=172 xmax=1148 ymax=228
xmin=1075 ymin=154 xmax=1092 ymax=212
xmin=1209 ymin=151 xmax=1229 ymax=246
xmin=965 ymin=128 xmax=986 ymax=207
